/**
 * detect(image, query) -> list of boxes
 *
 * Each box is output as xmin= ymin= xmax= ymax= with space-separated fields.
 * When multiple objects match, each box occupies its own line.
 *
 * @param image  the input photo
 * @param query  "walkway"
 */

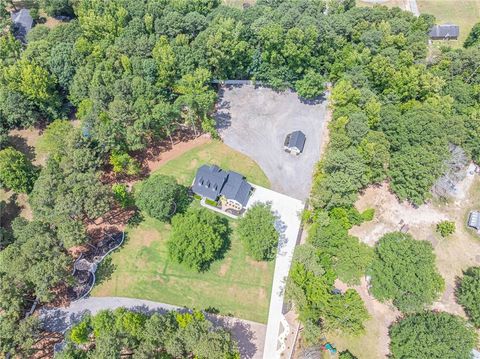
xmin=245 ymin=186 xmax=304 ymax=358
xmin=40 ymin=297 xmax=266 ymax=359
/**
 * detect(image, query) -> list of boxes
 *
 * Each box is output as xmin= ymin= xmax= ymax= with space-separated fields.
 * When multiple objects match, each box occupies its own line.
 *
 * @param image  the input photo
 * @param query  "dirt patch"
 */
xmin=219 ymin=257 xmax=232 ymax=277
xmin=247 ymin=258 xmax=268 ymax=270
xmin=136 ymin=228 xmax=161 ymax=247
xmin=146 ymin=134 xmax=210 ymax=173
xmin=350 ymin=182 xmax=447 ymax=245
xmin=8 ymin=128 xmax=47 ymax=166
xmin=258 ymin=287 xmax=267 ymax=301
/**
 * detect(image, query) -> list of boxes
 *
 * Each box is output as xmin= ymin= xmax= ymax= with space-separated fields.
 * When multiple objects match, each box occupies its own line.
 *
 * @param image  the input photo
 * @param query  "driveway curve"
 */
xmin=40 ymin=297 xmax=266 ymax=359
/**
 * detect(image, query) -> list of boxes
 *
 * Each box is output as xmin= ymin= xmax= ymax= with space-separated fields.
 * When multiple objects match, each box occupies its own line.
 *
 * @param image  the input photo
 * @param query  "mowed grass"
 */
xmin=153 ymin=140 xmax=270 ymax=188
xmin=356 ymin=0 xmax=406 ymax=10
xmin=92 ymin=141 xmax=274 ymax=323
xmin=418 ymin=0 xmax=480 ymax=47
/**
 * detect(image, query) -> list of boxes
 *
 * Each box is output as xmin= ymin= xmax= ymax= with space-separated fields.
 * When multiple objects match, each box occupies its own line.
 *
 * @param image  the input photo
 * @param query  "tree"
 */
xmin=390 ymin=312 xmax=477 ymax=359
xmin=456 ymin=266 xmax=480 ymax=327
xmin=464 ymin=22 xmax=480 ymax=48
xmin=109 ymin=151 xmax=140 ymax=176
xmin=167 ymin=208 xmax=229 ymax=272
xmin=295 ymin=70 xmax=326 ymax=99
xmin=0 ymin=314 xmax=40 ymax=357
xmin=36 ymin=119 xmax=73 ymax=155
xmin=369 ymin=232 xmax=444 ymax=312
xmin=237 ymin=203 xmax=278 ymax=261
xmin=135 ymin=175 xmax=189 ymax=222
xmin=0 ymin=218 xmax=71 ymax=302
xmin=0 ymin=147 xmax=38 ymax=193
xmin=436 ymin=220 xmax=455 ymax=237
xmin=41 ymin=0 xmax=74 ymax=17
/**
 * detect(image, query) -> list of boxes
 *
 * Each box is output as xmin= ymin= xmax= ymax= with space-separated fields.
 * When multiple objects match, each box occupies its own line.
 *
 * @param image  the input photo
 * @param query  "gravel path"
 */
xmin=40 ymin=297 xmax=266 ymax=359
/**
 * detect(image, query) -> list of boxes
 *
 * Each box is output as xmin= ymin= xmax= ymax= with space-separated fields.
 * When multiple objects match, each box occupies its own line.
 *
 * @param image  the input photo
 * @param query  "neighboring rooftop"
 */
xmin=285 ymin=130 xmax=306 ymax=153
xmin=429 ymin=24 xmax=459 ymax=40
xmin=468 ymin=211 xmax=480 ymax=230
xmin=11 ymin=8 xmax=33 ymax=42
xmin=192 ymin=165 xmax=253 ymax=207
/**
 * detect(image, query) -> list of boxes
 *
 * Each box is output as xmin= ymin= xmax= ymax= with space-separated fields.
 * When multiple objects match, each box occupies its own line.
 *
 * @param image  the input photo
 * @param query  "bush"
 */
xmin=0 ymin=147 xmax=38 ymax=193
xmin=112 ymin=184 xmax=133 ymax=208
xmin=339 ymin=350 xmax=357 ymax=359
xmin=135 ymin=175 xmax=189 ymax=222
xmin=69 ymin=317 xmax=91 ymax=344
xmin=390 ymin=312 xmax=477 ymax=359
xmin=436 ymin=220 xmax=455 ymax=237
xmin=361 ymin=208 xmax=375 ymax=221
xmin=456 ymin=266 xmax=480 ymax=327
xmin=369 ymin=232 xmax=444 ymax=312
xmin=205 ymin=198 xmax=218 ymax=207
xmin=237 ymin=203 xmax=278 ymax=261
xmin=167 ymin=208 xmax=229 ymax=271
xmin=109 ymin=152 xmax=140 ymax=176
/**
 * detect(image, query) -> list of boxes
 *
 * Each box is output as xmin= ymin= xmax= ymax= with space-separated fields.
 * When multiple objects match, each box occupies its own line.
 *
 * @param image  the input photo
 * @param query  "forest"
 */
xmin=1 ymin=0 xmax=480 ymax=357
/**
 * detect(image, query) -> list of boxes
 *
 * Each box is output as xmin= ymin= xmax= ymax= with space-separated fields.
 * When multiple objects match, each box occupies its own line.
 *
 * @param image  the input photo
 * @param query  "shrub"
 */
xmin=109 ymin=151 xmax=140 ymax=176
xmin=167 ymin=208 xmax=229 ymax=271
xmin=456 ymin=266 xmax=480 ymax=327
xmin=361 ymin=208 xmax=375 ymax=221
xmin=135 ymin=175 xmax=189 ymax=222
xmin=112 ymin=184 xmax=132 ymax=208
xmin=436 ymin=220 xmax=455 ymax=237
xmin=69 ymin=318 xmax=91 ymax=344
xmin=339 ymin=350 xmax=357 ymax=359
xmin=238 ymin=203 xmax=278 ymax=261
xmin=390 ymin=312 xmax=477 ymax=359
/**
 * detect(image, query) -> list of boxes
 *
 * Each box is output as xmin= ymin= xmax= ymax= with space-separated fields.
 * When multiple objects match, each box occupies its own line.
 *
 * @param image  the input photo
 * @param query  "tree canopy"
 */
xmin=389 ymin=312 xmax=477 ymax=359
xmin=135 ymin=174 xmax=189 ymax=222
xmin=168 ymin=208 xmax=229 ymax=272
xmin=0 ymin=147 xmax=38 ymax=193
xmin=456 ymin=266 xmax=480 ymax=327
xmin=237 ymin=203 xmax=278 ymax=261
xmin=369 ymin=232 xmax=444 ymax=312
xmin=59 ymin=308 xmax=240 ymax=359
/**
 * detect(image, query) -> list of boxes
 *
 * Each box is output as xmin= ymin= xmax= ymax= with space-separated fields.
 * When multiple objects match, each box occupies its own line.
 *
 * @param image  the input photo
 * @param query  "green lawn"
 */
xmin=92 ymin=141 xmax=274 ymax=323
xmin=418 ymin=0 xmax=480 ymax=47
xmin=152 ymin=140 xmax=270 ymax=188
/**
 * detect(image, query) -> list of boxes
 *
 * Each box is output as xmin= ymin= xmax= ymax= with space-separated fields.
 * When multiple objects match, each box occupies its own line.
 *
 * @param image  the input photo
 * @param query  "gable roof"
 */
xmin=429 ymin=24 xmax=459 ymax=39
xmin=192 ymin=165 xmax=228 ymax=201
xmin=468 ymin=211 xmax=480 ymax=230
xmin=220 ymin=171 xmax=252 ymax=207
xmin=286 ymin=131 xmax=306 ymax=152
xmin=11 ymin=9 xmax=33 ymax=41
xmin=192 ymin=165 xmax=253 ymax=206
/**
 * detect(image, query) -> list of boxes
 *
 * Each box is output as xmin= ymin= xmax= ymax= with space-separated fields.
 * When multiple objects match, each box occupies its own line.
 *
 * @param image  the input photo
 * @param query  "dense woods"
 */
xmin=1 ymin=0 xmax=480 ymax=356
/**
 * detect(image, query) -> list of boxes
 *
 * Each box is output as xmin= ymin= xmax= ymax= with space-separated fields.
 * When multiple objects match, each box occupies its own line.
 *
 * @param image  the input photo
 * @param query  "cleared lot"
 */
xmin=216 ymin=84 xmax=328 ymax=200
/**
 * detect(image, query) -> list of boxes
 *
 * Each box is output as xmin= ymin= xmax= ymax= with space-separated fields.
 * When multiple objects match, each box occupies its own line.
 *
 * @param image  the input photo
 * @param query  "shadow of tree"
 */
xmin=7 ymin=134 xmax=36 ymax=162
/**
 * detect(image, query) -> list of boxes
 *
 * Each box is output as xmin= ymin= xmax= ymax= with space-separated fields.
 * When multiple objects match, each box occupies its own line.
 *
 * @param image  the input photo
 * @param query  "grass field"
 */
xmin=418 ymin=0 xmax=480 ymax=47
xmin=92 ymin=141 xmax=274 ymax=323
xmin=152 ymin=140 xmax=270 ymax=188
xmin=356 ymin=0 xmax=406 ymax=9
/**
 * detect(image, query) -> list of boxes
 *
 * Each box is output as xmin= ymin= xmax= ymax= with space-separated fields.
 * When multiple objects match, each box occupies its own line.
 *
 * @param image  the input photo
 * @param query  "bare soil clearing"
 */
xmin=337 ymin=169 xmax=480 ymax=358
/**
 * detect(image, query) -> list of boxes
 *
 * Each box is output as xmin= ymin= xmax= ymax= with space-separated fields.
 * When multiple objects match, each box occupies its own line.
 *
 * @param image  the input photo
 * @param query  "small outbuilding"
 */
xmin=429 ymin=24 xmax=459 ymax=40
xmin=468 ymin=211 xmax=480 ymax=230
xmin=284 ymin=130 xmax=306 ymax=155
xmin=11 ymin=9 xmax=33 ymax=43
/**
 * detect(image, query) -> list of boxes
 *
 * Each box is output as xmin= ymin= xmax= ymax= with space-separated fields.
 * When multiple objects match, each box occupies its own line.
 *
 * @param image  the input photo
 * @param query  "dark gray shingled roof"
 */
xmin=191 ymin=165 xmax=253 ymax=206
xmin=468 ymin=211 xmax=480 ymax=230
xmin=286 ymin=130 xmax=306 ymax=152
xmin=11 ymin=9 xmax=33 ymax=42
xmin=429 ymin=24 xmax=459 ymax=39
xmin=192 ymin=165 xmax=228 ymax=201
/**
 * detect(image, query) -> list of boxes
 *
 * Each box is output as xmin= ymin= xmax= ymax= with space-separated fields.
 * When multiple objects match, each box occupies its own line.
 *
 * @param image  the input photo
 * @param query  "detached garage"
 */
xmin=284 ymin=131 xmax=306 ymax=155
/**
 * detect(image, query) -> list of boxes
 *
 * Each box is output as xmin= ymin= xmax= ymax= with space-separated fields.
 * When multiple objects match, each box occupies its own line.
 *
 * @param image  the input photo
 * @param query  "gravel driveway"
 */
xmin=215 ymin=85 xmax=328 ymax=200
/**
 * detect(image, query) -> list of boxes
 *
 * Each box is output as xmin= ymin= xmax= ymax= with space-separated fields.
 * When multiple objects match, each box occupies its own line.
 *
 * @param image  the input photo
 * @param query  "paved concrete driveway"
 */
xmin=246 ymin=185 xmax=304 ymax=358
xmin=216 ymin=85 xmax=328 ymax=200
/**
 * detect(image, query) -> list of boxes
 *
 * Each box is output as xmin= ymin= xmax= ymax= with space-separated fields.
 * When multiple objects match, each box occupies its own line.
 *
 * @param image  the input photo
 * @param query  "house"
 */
xmin=429 ymin=24 xmax=459 ymax=40
xmin=11 ymin=9 xmax=33 ymax=43
xmin=468 ymin=211 xmax=480 ymax=230
xmin=284 ymin=130 xmax=306 ymax=155
xmin=192 ymin=165 xmax=253 ymax=211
